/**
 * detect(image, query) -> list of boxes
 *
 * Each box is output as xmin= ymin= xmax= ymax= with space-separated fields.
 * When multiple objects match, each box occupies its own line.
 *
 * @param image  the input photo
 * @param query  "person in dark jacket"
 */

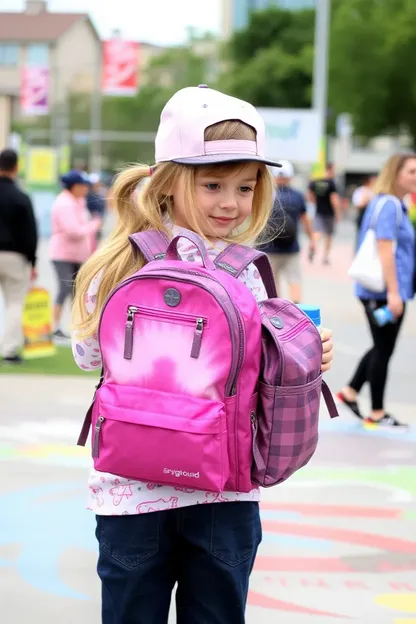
xmin=261 ymin=161 xmax=315 ymax=303
xmin=0 ymin=148 xmax=38 ymax=363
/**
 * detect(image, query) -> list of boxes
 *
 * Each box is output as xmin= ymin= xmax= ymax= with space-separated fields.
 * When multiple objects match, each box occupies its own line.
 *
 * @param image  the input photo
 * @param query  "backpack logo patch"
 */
xmin=164 ymin=288 xmax=181 ymax=307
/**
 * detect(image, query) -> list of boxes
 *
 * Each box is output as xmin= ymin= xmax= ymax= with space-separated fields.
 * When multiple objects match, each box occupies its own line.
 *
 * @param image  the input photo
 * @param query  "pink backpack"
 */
xmin=78 ymin=230 xmax=338 ymax=492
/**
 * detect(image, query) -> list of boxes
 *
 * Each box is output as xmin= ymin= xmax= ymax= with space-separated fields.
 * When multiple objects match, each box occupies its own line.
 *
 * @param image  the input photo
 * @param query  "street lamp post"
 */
xmin=89 ymin=43 xmax=102 ymax=173
xmin=312 ymin=0 xmax=331 ymax=147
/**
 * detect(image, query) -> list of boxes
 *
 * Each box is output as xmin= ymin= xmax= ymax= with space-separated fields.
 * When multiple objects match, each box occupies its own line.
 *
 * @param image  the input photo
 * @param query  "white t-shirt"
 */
xmin=352 ymin=186 xmax=374 ymax=208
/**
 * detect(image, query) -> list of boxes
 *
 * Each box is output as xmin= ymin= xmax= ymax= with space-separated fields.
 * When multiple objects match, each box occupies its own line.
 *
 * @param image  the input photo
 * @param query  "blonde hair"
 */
xmin=73 ymin=120 xmax=274 ymax=338
xmin=373 ymin=153 xmax=416 ymax=196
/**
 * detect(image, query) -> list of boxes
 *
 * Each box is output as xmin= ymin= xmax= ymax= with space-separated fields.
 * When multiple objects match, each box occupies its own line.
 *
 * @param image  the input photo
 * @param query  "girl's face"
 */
xmin=171 ymin=162 xmax=260 ymax=238
xmin=396 ymin=158 xmax=416 ymax=196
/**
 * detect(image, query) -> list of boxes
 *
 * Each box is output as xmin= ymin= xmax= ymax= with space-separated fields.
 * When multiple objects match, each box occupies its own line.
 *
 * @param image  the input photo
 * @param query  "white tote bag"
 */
xmin=348 ymin=196 xmax=402 ymax=292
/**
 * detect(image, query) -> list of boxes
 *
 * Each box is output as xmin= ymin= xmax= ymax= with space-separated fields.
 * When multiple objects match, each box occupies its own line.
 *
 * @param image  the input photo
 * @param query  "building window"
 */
xmin=0 ymin=44 xmax=19 ymax=66
xmin=26 ymin=43 xmax=49 ymax=66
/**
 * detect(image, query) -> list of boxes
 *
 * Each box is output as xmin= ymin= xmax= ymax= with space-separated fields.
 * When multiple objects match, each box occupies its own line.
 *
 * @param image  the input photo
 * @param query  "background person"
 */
xmin=308 ymin=162 xmax=342 ymax=265
xmin=262 ymin=160 xmax=315 ymax=303
xmin=87 ymin=173 xmax=106 ymax=251
xmin=0 ymin=148 xmax=38 ymax=364
xmin=352 ymin=174 xmax=377 ymax=233
xmin=49 ymin=170 xmax=101 ymax=340
xmin=338 ymin=153 xmax=416 ymax=427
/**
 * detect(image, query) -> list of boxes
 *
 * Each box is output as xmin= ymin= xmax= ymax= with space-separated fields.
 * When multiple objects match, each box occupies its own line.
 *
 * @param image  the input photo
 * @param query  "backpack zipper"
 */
xmin=92 ymin=416 xmax=104 ymax=458
xmin=123 ymin=306 xmax=207 ymax=360
xmin=251 ymin=411 xmax=266 ymax=472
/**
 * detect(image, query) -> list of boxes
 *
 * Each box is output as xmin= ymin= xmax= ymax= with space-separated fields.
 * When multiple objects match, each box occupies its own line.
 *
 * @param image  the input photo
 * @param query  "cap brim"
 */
xmin=171 ymin=154 xmax=282 ymax=167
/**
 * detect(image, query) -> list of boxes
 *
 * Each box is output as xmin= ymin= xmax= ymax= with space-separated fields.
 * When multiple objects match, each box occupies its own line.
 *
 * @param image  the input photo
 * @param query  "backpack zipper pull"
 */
xmin=92 ymin=416 xmax=105 ymax=458
xmin=190 ymin=318 xmax=204 ymax=359
xmin=124 ymin=306 xmax=139 ymax=359
xmin=251 ymin=411 xmax=266 ymax=472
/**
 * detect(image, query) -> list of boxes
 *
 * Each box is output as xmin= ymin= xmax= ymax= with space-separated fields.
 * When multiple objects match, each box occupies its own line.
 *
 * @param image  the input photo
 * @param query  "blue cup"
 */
xmin=297 ymin=304 xmax=321 ymax=328
xmin=373 ymin=306 xmax=394 ymax=327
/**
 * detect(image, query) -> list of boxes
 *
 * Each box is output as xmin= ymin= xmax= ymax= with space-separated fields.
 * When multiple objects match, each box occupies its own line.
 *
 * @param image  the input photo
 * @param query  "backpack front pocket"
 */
xmin=251 ymin=376 xmax=321 ymax=487
xmin=92 ymin=383 xmax=229 ymax=492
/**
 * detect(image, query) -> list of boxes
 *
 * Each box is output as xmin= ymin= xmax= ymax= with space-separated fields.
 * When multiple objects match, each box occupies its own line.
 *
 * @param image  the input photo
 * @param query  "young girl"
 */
xmin=72 ymin=85 xmax=333 ymax=624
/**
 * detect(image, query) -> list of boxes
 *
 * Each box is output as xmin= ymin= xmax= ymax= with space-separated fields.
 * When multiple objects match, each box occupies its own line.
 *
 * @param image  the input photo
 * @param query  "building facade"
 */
xmin=0 ymin=0 xmax=102 ymax=147
xmin=0 ymin=1 xmax=170 ymax=150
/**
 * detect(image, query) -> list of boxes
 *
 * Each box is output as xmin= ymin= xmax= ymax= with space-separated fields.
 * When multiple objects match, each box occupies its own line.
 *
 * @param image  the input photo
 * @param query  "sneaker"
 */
xmin=2 ymin=354 xmax=23 ymax=364
xmin=365 ymin=414 xmax=408 ymax=428
xmin=53 ymin=329 xmax=70 ymax=340
xmin=308 ymin=247 xmax=315 ymax=263
xmin=336 ymin=391 xmax=363 ymax=419
xmin=323 ymin=258 xmax=331 ymax=266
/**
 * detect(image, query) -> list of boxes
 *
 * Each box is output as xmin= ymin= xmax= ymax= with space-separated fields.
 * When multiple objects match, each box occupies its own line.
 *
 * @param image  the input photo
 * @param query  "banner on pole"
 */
xmin=102 ymin=39 xmax=139 ymax=96
xmin=20 ymin=65 xmax=50 ymax=115
xmin=22 ymin=287 xmax=56 ymax=360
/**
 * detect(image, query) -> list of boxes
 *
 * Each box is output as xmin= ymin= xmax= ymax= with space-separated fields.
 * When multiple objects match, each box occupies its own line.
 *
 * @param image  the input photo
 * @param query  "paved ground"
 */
xmin=1 ymin=219 xmax=416 ymax=623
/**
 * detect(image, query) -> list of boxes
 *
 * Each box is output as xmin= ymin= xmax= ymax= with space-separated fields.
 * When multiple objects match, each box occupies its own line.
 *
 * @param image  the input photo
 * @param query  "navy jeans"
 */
xmin=96 ymin=501 xmax=262 ymax=624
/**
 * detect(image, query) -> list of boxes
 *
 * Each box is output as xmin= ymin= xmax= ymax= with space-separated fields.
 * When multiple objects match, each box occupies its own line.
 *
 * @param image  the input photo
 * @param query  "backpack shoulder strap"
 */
xmin=128 ymin=230 xmax=170 ymax=262
xmin=214 ymin=243 xmax=277 ymax=299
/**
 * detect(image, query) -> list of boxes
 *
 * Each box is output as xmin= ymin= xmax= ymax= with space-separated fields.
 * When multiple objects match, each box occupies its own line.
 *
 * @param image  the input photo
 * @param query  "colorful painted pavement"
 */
xmin=1 ymin=414 xmax=416 ymax=623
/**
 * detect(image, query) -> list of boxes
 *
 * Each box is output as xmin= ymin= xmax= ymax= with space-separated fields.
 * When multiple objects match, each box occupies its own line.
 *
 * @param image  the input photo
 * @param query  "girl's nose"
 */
xmin=219 ymin=192 xmax=238 ymax=210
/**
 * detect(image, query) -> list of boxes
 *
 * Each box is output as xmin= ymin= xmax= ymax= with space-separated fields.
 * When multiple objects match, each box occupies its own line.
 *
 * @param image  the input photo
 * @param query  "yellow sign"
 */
xmin=26 ymin=147 xmax=58 ymax=187
xmin=22 ymin=287 xmax=56 ymax=359
xmin=310 ymin=138 xmax=326 ymax=180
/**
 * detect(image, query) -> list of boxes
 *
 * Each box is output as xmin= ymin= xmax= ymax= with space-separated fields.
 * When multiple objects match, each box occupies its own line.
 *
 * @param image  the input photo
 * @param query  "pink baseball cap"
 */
xmin=155 ymin=85 xmax=281 ymax=167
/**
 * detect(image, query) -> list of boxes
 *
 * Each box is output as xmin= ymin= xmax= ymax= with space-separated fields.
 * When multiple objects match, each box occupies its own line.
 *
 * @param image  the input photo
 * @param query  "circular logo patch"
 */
xmin=164 ymin=288 xmax=181 ymax=307
xmin=270 ymin=316 xmax=284 ymax=329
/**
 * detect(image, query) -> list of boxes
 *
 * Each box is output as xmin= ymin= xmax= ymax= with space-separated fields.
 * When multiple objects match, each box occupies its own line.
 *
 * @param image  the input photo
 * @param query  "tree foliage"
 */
xmin=329 ymin=0 xmax=416 ymax=145
xmin=219 ymin=8 xmax=315 ymax=108
xmin=221 ymin=0 xmax=416 ymax=145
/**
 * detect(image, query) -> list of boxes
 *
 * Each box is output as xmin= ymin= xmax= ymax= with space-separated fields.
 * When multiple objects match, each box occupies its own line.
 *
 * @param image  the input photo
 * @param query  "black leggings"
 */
xmin=349 ymin=299 xmax=405 ymax=411
xmin=53 ymin=261 xmax=81 ymax=306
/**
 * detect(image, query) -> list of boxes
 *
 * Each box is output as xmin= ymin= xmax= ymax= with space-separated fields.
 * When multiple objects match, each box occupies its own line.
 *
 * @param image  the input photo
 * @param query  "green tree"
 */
xmin=329 ymin=0 xmax=416 ymax=145
xmin=218 ymin=7 xmax=315 ymax=108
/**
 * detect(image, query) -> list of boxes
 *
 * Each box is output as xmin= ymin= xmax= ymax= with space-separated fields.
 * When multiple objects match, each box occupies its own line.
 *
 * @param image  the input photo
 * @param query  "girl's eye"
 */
xmin=240 ymin=186 xmax=253 ymax=193
xmin=206 ymin=183 xmax=219 ymax=191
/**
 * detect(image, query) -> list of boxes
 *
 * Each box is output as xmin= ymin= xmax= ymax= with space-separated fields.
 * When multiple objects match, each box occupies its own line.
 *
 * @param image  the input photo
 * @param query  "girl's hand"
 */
xmin=320 ymin=327 xmax=333 ymax=373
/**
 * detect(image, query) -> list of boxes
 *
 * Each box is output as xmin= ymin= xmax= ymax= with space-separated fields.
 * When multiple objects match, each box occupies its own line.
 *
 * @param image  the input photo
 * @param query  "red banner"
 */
xmin=102 ymin=39 xmax=139 ymax=96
